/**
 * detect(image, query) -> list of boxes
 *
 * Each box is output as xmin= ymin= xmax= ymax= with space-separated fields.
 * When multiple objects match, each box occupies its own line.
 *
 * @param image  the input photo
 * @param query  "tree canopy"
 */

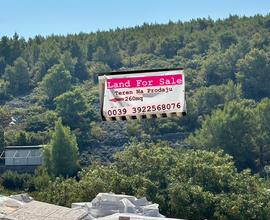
xmin=41 ymin=63 xmax=71 ymax=100
xmin=44 ymin=119 xmax=79 ymax=177
xmin=37 ymin=142 xmax=270 ymax=220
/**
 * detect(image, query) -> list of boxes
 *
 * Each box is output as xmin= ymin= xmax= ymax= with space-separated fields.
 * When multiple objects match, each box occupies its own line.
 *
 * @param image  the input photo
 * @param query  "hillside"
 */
xmin=1 ymin=14 xmax=270 ymax=219
xmin=1 ymin=15 xmax=270 ymax=166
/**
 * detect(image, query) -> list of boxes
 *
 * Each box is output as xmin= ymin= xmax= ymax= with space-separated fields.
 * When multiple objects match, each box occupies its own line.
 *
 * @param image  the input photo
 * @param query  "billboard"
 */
xmin=99 ymin=68 xmax=186 ymax=121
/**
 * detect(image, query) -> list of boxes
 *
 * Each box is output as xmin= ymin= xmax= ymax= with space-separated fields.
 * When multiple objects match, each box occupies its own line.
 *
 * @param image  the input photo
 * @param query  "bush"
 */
xmin=33 ymin=166 xmax=51 ymax=191
xmin=1 ymin=170 xmax=33 ymax=190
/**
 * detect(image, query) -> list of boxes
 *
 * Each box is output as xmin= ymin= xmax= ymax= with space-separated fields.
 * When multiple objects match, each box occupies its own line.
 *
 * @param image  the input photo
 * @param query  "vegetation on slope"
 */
xmin=1 ymin=14 xmax=270 ymax=219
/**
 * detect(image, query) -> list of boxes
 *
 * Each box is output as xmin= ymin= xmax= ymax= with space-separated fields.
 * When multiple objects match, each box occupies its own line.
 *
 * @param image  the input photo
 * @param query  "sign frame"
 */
xmin=98 ymin=68 xmax=186 ymax=121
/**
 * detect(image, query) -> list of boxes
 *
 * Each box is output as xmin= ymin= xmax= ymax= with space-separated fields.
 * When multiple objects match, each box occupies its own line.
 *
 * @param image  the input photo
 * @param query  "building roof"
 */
xmin=5 ymin=145 xmax=44 ymax=150
xmin=98 ymin=213 xmax=185 ymax=220
xmin=72 ymin=193 xmax=163 ymax=219
xmin=0 ymin=193 xmax=186 ymax=220
xmin=0 ymin=198 xmax=87 ymax=220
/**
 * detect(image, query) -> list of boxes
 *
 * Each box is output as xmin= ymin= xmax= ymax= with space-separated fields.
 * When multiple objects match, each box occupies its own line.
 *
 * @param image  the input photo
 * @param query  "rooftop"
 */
xmin=0 ymin=194 xmax=87 ymax=220
xmin=5 ymin=145 xmax=45 ymax=150
xmin=99 ymin=213 xmax=184 ymax=220
xmin=0 ymin=193 xmax=185 ymax=220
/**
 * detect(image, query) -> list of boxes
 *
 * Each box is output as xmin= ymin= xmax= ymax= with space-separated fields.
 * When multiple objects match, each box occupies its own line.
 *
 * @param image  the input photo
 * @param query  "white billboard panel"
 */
xmin=99 ymin=69 xmax=186 ymax=120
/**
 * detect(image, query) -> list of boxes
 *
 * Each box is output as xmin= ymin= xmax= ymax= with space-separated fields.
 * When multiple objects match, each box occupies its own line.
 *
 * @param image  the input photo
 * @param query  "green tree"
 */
xmin=33 ymin=166 xmax=51 ymax=191
xmin=74 ymin=60 xmax=89 ymax=81
xmin=88 ymin=62 xmax=111 ymax=84
xmin=92 ymin=47 xmax=106 ymax=63
xmin=36 ymin=177 xmax=82 ymax=207
xmin=0 ymin=79 xmax=9 ymax=100
xmin=45 ymin=119 xmax=79 ymax=177
xmin=41 ymin=63 xmax=71 ymax=100
xmin=87 ymin=42 xmax=95 ymax=61
xmin=0 ymin=107 xmax=11 ymax=128
xmin=4 ymin=57 xmax=30 ymax=95
xmin=190 ymin=81 xmax=242 ymax=117
xmin=218 ymin=31 xmax=237 ymax=50
xmin=60 ymin=51 xmax=77 ymax=77
xmin=186 ymin=100 xmax=257 ymax=171
xmin=0 ymin=56 xmax=6 ymax=77
xmin=9 ymin=33 xmax=23 ymax=63
xmin=54 ymin=89 xmax=88 ymax=129
xmin=33 ymin=41 xmax=61 ymax=82
xmin=168 ymin=151 xmax=270 ymax=220
xmin=236 ymin=48 xmax=270 ymax=100
xmin=0 ymin=36 xmax=11 ymax=65
xmin=254 ymin=98 xmax=270 ymax=170
xmin=200 ymin=41 xmax=248 ymax=85
xmin=158 ymin=38 xmax=178 ymax=58
xmin=69 ymin=40 xmax=83 ymax=59
xmin=16 ymin=131 xmax=27 ymax=146
xmin=25 ymin=110 xmax=58 ymax=132
xmin=127 ymin=40 xmax=138 ymax=56
xmin=37 ymin=142 xmax=270 ymax=219
xmin=90 ymin=122 xmax=106 ymax=140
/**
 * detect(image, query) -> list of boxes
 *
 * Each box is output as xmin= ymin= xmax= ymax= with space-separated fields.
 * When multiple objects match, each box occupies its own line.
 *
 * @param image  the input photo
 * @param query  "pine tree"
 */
xmin=41 ymin=63 xmax=71 ymax=100
xmin=4 ymin=57 xmax=30 ymax=95
xmin=45 ymin=119 xmax=79 ymax=177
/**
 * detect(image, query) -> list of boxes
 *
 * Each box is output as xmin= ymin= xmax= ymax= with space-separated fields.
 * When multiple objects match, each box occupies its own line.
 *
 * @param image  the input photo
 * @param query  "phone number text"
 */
xmin=106 ymin=102 xmax=181 ymax=117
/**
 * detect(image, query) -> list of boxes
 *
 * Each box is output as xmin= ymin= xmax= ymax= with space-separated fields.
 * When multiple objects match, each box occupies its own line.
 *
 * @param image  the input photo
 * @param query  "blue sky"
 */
xmin=1 ymin=0 xmax=270 ymax=38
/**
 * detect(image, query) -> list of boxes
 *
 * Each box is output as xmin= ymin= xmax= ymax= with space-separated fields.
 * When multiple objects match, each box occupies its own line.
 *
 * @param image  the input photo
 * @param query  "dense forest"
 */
xmin=1 ymin=14 xmax=270 ymax=219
